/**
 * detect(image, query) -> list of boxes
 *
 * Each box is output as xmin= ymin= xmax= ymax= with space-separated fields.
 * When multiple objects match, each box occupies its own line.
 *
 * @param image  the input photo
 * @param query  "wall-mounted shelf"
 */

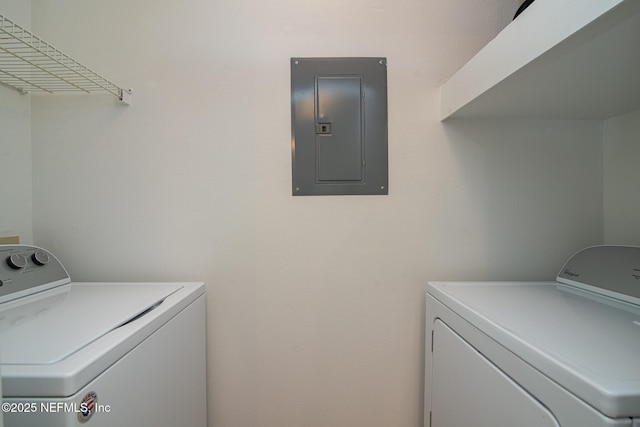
xmin=440 ymin=0 xmax=640 ymax=121
xmin=0 ymin=14 xmax=131 ymax=105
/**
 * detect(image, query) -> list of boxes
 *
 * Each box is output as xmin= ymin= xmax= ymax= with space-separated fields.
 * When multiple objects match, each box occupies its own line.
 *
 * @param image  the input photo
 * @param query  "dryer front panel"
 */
xmin=430 ymin=319 xmax=560 ymax=427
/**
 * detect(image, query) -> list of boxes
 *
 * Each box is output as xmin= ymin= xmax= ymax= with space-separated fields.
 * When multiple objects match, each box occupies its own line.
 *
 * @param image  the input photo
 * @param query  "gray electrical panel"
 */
xmin=291 ymin=57 xmax=388 ymax=196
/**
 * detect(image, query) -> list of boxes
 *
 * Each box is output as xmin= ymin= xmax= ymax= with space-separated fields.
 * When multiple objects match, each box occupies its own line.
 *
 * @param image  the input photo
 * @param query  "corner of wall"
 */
xmin=602 ymin=109 xmax=640 ymax=245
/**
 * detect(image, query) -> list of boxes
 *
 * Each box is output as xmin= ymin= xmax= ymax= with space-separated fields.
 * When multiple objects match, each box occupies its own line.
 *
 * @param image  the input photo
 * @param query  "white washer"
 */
xmin=0 ymin=245 xmax=207 ymax=426
xmin=425 ymin=245 xmax=640 ymax=427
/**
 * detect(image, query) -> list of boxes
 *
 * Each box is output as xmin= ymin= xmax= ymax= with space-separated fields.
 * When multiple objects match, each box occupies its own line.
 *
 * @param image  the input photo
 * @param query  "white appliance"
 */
xmin=0 ymin=245 xmax=206 ymax=427
xmin=425 ymin=245 xmax=640 ymax=427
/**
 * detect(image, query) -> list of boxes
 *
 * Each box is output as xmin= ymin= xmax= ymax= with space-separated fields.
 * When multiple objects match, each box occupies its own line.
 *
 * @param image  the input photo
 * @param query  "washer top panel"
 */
xmin=0 ymin=283 xmax=182 ymax=364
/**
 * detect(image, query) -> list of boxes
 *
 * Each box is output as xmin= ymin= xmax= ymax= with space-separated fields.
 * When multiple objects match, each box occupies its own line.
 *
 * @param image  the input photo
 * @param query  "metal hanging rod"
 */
xmin=0 ymin=14 xmax=131 ymax=104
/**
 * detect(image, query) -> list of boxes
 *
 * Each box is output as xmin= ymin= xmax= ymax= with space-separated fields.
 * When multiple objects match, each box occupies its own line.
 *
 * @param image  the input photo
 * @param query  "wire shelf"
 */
xmin=0 ymin=14 xmax=130 ymax=103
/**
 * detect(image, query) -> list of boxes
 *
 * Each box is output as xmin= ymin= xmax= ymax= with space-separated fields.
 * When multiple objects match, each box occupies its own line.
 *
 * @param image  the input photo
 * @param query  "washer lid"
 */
xmin=428 ymin=281 xmax=640 ymax=418
xmin=0 ymin=283 xmax=182 ymax=365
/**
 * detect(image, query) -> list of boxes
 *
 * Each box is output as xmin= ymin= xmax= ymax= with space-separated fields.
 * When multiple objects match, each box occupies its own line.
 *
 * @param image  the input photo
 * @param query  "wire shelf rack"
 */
xmin=0 ymin=14 xmax=130 ymax=104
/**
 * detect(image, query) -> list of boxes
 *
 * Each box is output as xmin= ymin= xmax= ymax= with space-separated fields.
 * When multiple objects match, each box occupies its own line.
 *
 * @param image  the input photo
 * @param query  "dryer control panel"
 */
xmin=0 ymin=245 xmax=70 ymax=303
xmin=557 ymin=245 xmax=640 ymax=306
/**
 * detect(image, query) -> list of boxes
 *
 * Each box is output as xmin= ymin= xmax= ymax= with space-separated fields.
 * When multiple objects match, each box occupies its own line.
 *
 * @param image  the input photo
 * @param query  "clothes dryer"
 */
xmin=425 ymin=246 xmax=640 ymax=427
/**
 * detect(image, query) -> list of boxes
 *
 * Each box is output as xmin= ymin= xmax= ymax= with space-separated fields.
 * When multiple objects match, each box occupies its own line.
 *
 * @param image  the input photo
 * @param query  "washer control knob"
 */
xmin=7 ymin=253 xmax=28 ymax=270
xmin=32 ymin=250 xmax=50 ymax=266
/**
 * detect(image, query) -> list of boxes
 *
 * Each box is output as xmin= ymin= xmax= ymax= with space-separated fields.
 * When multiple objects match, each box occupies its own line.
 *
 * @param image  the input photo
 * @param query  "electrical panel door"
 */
xmin=291 ymin=58 xmax=388 ymax=196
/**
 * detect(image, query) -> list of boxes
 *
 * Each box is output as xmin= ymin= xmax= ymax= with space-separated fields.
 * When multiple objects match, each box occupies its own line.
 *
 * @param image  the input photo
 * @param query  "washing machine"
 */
xmin=425 ymin=245 xmax=640 ymax=427
xmin=0 ymin=244 xmax=207 ymax=426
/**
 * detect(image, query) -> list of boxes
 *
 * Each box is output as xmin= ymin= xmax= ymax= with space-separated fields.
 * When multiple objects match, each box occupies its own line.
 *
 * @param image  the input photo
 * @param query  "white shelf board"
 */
xmin=440 ymin=0 xmax=640 ymax=120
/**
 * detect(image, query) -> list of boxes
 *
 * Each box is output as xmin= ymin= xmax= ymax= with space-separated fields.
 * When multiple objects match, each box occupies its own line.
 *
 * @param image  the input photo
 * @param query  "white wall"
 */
xmin=25 ymin=1 xmax=605 ymax=426
xmin=0 ymin=4 xmax=30 ymax=422
xmin=0 ymin=2 xmax=32 ymax=244
xmin=603 ymin=109 xmax=640 ymax=245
